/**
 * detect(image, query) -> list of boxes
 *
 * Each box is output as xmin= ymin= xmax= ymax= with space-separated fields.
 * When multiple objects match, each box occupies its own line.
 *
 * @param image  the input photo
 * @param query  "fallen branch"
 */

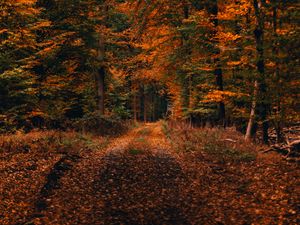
xmin=222 ymin=139 xmax=237 ymax=143
xmin=263 ymin=139 xmax=300 ymax=157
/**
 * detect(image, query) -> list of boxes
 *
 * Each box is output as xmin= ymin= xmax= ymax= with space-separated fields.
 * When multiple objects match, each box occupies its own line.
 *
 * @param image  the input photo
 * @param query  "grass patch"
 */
xmin=136 ymin=137 xmax=146 ymax=143
xmin=137 ymin=127 xmax=151 ymax=136
xmin=128 ymin=148 xmax=144 ymax=155
xmin=204 ymin=144 xmax=256 ymax=163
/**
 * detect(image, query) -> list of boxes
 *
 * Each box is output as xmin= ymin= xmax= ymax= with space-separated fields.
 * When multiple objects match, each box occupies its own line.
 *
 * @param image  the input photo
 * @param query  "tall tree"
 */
xmin=253 ymin=0 xmax=269 ymax=144
xmin=206 ymin=0 xmax=226 ymax=126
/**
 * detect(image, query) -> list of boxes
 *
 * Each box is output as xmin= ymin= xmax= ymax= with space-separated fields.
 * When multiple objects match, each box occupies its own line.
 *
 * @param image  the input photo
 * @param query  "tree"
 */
xmin=36 ymin=0 xmax=132 ymax=118
xmin=205 ymin=0 xmax=226 ymax=126
xmin=253 ymin=0 xmax=269 ymax=144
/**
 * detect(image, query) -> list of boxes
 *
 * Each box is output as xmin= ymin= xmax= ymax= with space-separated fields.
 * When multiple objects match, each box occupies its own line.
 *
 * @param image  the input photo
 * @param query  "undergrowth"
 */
xmin=162 ymin=121 xmax=257 ymax=163
xmin=0 ymin=131 xmax=109 ymax=157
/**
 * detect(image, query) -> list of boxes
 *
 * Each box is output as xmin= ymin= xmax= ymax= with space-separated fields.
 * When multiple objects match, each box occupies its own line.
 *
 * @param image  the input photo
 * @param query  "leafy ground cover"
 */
xmin=164 ymin=122 xmax=299 ymax=224
xmin=0 ymin=131 xmax=109 ymax=224
xmin=0 ymin=123 xmax=299 ymax=224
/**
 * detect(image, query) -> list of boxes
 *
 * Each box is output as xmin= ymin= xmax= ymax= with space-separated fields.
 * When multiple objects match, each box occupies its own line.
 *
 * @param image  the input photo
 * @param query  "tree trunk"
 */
xmin=140 ymin=84 xmax=145 ymax=121
xmin=215 ymin=66 xmax=225 ymax=126
xmin=245 ymin=80 xmax=258 ymax=140
xmin=152 ymin=84 xmax=156 ymax=122
xmin=133 ymin=84 xmax=138 ymax=122
xmin=253 ymin=0 xmax=269 ymax=144
xmin=96 ymin=33 xmax=105 ymax=115
xmin=144 ymin=86 xmax=147 ymax=122
xmin=96 ymin=67 xmax=105 ymax=115
xmin=207 ymin=0 xmax=226 ymax=126
xmin=182 ymin=2 xmax=191 ymax=118
xmin=272 ymin=2 xmax=284 ymax=143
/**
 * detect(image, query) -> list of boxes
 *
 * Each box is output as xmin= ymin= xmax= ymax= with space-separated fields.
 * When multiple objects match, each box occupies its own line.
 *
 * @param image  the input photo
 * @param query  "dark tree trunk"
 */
xmin=96 ymin=67 xmax=105 ymax=115
xmin=140 ymin=85 xmax=145 ymax=122
xmin=96 ymin=30 xmax=106 ymax=115
xmin=272 ymin=2 xmax=284 ymax=143
xmin=144 ymin=86 xmax=147 ymax=122
xmin=253 ymin=0 xmax=269 ymax=144
xmin=206 ymin=0 xmax=226 ymax=126
xmin=182 ymin=2 xmax=191 ymax=117
xmin=133 ymin=84 xmax=138 ymax=122
xmin=215 ymin=65 xmax=225 ymax=125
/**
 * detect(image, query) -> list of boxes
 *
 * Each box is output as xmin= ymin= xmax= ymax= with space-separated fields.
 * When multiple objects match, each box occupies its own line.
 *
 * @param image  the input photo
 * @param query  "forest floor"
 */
xmin=0 ymin=122 xmax=299 ymax=225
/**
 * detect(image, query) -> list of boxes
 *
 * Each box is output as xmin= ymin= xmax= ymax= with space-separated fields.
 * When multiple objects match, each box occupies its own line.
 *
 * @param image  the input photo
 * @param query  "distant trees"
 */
xmin=129 ymin=0 xmax=299 ymax=142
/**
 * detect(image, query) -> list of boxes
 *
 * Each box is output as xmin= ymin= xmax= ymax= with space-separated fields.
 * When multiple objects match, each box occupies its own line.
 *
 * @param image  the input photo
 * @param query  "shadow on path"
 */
xmin=92 ymin=152 xmax=190 ymax=225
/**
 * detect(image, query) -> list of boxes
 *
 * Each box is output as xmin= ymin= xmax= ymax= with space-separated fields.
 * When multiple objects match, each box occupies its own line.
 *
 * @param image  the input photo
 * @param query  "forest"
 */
xmin=0 ymin=0 xmax=299 ymax=224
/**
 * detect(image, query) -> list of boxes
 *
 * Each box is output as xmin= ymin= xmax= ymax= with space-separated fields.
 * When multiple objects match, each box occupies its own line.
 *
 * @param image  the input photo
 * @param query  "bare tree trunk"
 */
xmin=144 ymin=86 xmax=147 ymax=122
xmin=245 ymin=80 xmax=258 ymax=140
xmin=215 ymin=66 xmax=225 ymax=126
xmin=133 ymin=85 xmax=138 ymax=122
xmin=132 ymin=82 xmax=139 ymax=121
xmin=140 ymin=84 xmax=144 ymax=122
xmin=152 ymin=101 xmax=155 ymax=122
xmin=96 ymin=34 xmax=105 ymax=115
xmin=272 ymin=2 xmax=284 ymax=143
xmin=152 ymin=85 xmax=156 ymax=122
xmin=253 ymin=0 xmax=269 ymax=144
xmin=96 ymin=67 xmax=105 ymax=115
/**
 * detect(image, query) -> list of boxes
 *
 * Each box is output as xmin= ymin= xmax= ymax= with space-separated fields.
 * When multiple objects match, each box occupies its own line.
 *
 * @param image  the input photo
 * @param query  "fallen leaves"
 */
xmin=0 ymin=124 xmax=299 ymax=224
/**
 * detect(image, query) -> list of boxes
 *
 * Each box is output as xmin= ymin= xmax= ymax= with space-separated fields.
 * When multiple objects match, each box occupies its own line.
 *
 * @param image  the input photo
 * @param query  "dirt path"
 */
xmin=98 ymin=122 xmax=173 ymax=155
xmin=32 ymin=122 xmax=189 ymax=225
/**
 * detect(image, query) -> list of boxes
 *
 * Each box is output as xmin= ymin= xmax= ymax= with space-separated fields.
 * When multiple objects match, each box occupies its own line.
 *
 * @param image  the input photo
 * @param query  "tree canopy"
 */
xmin=0 ymin=0 xmax=299 ymax=143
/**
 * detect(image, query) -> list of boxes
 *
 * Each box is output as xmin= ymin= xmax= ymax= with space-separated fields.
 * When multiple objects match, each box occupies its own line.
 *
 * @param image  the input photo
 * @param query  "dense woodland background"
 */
xmin=0 ymin=0 xmax=299 ymax=143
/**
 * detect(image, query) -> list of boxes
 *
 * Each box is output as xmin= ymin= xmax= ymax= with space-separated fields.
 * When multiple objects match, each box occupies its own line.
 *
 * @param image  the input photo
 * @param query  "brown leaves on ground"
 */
xmin=165 ymin=122 xmax=299 ymax=224
xmin=0 ymin=131 xmax=108 ymax=225
xmin=0 ymin=123 xmax=299 ymax=224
